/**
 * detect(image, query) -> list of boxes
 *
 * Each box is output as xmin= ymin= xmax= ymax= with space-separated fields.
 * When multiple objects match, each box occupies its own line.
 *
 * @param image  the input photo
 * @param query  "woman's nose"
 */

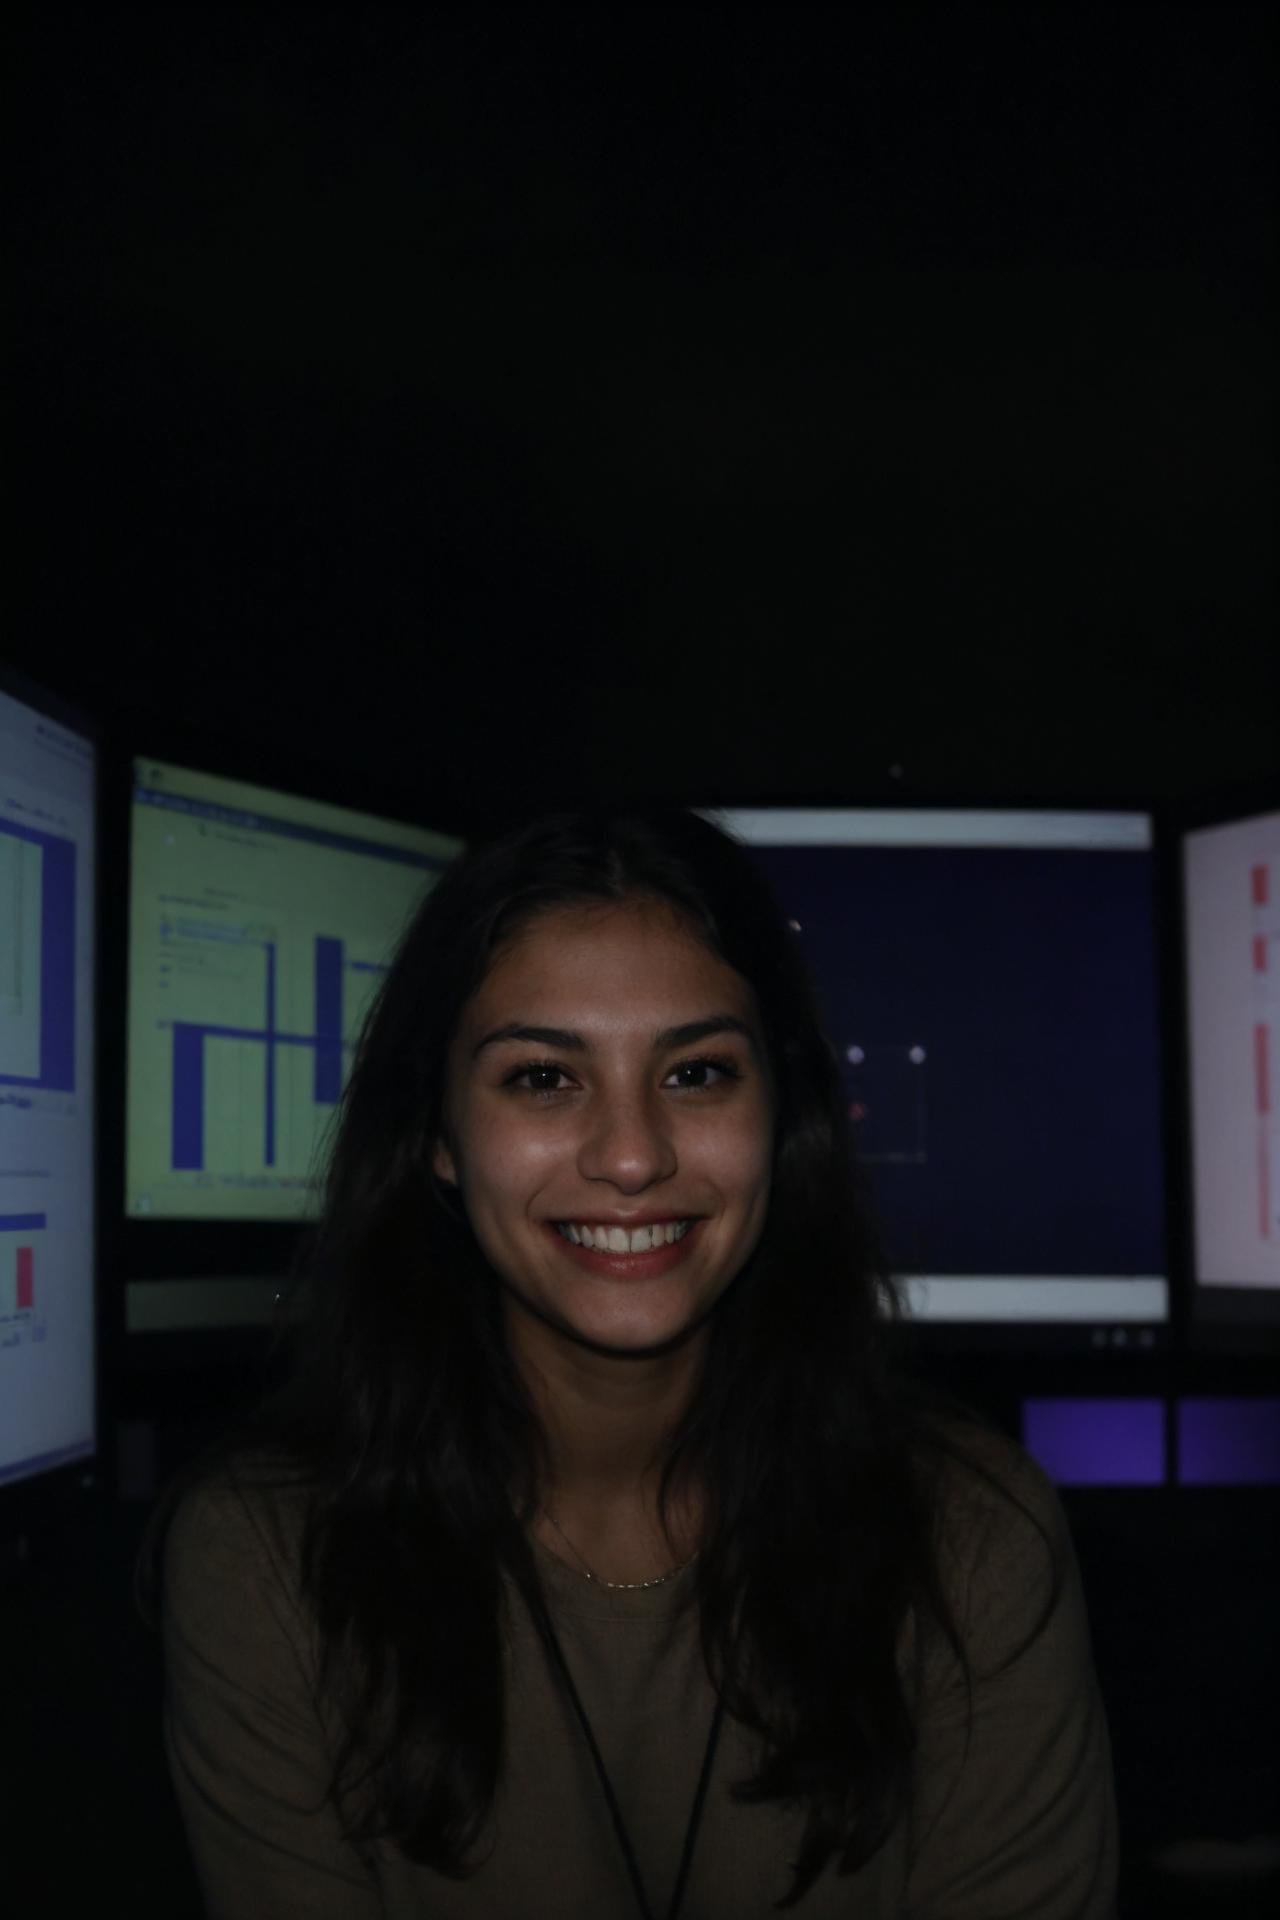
xmin=576 ymin=1088 xmax=678 ymax=1189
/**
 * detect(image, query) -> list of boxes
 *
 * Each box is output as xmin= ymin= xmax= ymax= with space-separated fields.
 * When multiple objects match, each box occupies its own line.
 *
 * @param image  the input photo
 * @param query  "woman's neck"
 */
xmin=534 ymin=1480 xmax=705 ymax=1586
xmin=508 ymin=1310 xmax=709 ymax=1505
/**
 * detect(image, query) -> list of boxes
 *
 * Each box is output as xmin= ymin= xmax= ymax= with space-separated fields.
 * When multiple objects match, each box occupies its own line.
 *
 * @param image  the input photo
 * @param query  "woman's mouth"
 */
xmin=543 ymin=1217 xmax=704 ymax=1276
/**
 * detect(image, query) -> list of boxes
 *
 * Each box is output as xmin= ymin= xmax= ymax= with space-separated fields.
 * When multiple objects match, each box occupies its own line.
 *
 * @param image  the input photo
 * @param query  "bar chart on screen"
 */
xmin=1186 ymin=813 xmax=1280 ymax=1291
xmin=0 ymin=1214 xmax=48 ymax=1348
xmin=126 ymin=766 xmax=462 ymax=1223
xmin=0 ymin=671 xmax=96 ymax=1496
xmin=145 ymin=908 xmax=385 ymax=1190
xmin=0 ymin=815 xmax=74 ymax=1362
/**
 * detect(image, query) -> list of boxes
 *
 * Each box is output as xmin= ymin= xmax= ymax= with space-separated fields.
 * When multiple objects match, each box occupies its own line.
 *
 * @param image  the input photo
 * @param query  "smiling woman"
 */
xmin=134 ymin=804 xmax=1118 ymax=1920
xmin=431 ymin=893 xmax=774 ymax=1565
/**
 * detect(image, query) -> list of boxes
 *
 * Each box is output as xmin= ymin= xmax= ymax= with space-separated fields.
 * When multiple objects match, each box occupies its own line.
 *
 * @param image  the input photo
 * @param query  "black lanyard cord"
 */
xmin=527 ymin=1587 xmax=728 ymax=1920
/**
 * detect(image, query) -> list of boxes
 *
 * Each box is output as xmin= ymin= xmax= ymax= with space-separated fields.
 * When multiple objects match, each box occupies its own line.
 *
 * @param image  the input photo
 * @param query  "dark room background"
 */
xmin=4 ymin=6 xmax=1277 ymax=1915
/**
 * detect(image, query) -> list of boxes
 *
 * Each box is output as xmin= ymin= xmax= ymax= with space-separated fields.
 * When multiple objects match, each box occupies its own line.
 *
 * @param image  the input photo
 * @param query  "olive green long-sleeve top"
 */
xmin=160 ymin=1428 xmax=1118 ymax=1917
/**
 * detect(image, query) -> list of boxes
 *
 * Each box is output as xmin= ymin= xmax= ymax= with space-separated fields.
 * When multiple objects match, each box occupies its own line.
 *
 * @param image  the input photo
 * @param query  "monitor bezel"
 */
xmin=685 ymin=788 xmax=1178 ymax=1364
xmin=104 ymin=704 xmax=471 ymax=1361
xmin=0 ymin=655 xmax=105 ymax=1544
xmin=1161 ymin=774 xmax=1280 ymax=1358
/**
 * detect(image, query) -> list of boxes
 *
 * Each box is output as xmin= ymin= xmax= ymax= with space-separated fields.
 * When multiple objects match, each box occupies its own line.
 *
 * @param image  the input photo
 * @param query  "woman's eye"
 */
xmin=506 ymin=1056 xmax=740 ymax=1099
xmin=671 ymin=1058 xmax=728 ymax=1089
xmin=674 ymin=1054 xmax=742 ymax=1090
xmin=501 ymin=1063 xmax=571 ymax=1098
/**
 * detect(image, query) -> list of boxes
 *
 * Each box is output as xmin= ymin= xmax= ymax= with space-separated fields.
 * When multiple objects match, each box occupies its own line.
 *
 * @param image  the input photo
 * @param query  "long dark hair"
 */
xmin=135 ymin=803 xmax=1057 ymax=1909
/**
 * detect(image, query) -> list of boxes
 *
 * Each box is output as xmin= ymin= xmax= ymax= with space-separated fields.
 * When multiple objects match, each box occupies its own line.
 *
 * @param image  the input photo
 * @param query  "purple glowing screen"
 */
xmin=1021 ymin=1398 xmax=1166 ymax=1486
xmin=1177 ymin=1399 xmax=1280 ymax=1486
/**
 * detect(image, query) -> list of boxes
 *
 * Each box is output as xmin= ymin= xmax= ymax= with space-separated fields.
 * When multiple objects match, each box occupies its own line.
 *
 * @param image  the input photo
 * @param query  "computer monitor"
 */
xmin=0 ymin=659 xmax=100 ymax=1538
xmin=1176 ymin=780 xmax=1280 ymax=1354
xmin=702 ymin=804 xmax=1170 ymax=1355
xmin=110 ymin=727 xmax=465 ymax=1354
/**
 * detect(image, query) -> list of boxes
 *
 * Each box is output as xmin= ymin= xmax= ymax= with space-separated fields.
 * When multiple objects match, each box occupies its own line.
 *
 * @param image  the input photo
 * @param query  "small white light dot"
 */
xmin=846 ymin=1044 xmax=865 ymax=1064
xmin=908 ymin=1045 xmax=926 ymax=1065
xmin=787 ymin=919 xmax=802 ymax=933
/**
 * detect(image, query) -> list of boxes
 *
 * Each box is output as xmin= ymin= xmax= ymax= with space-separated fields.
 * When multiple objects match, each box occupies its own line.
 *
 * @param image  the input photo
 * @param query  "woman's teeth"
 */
xmin=556 ymin=1220 xmax=692 ymax=1253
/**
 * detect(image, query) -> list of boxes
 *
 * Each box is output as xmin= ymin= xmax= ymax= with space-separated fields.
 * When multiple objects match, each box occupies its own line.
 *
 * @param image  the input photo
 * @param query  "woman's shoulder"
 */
xmin=163 ymin=1447 xmax=318 ymax=1611
xmin=919 ymin=1414 xmax=1058 ymax=1516
xmin=157 ymin=1451 xmax=340 ymax=1744
xmin=910 ymin=1415 xmax=1069 ymax=1612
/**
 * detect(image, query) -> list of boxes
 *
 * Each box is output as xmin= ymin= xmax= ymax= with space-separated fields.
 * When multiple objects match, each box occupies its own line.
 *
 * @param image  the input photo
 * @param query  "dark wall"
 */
xmin=10 ymin=7 xmax=1276 ymax=816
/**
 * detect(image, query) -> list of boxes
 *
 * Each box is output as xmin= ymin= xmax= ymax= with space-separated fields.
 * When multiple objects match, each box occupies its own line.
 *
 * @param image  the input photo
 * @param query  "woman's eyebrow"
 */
xmin=471 ymin=1015 xmax=757 ymax=1059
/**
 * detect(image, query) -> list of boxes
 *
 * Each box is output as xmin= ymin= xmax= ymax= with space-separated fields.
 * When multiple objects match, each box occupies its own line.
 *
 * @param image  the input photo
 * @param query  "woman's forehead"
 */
xmin=469 ymin=898 xmax=749 ymax=1020
xmin=493 ymin=896 xmax=712 ymax=967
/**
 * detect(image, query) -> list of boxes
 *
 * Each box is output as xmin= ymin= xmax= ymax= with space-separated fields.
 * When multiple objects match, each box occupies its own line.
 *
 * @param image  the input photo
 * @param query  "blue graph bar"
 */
xmin=314 ymin=938 xmax=344 ymax=1104
xmin=172 ymin=1025 xmax=206 ymax=1170
xmin=0 ymin=820 xmax=77 ymax=1094
xmin=0 ymin=1214 xmax=48 ymax=1232
xmin=264 ymin=942 xmax=276 ymax=1168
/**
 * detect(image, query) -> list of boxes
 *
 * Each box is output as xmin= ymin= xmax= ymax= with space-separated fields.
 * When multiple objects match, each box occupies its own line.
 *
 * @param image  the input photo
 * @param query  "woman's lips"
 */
xmin=543 ymin=1217 xmax=704 ymax=1277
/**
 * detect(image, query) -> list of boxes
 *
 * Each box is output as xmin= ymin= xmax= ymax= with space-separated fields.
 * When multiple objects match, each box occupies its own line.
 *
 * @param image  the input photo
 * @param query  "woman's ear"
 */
xmin=432 ymin=1136 xmax=458 ymax=1186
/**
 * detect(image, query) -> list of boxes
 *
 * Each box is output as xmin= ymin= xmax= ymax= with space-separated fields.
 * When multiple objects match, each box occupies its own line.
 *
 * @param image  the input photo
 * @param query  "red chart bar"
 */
xmin=16 ymin=1245 xmax=33 ymax=1311
xmin=1253 ymin=863 xmax=1270 ymax=907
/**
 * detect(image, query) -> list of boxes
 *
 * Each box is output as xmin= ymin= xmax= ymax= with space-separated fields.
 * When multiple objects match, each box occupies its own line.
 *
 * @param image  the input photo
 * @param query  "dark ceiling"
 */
xmin=9 ymin=6 xmax=1276 ymax=825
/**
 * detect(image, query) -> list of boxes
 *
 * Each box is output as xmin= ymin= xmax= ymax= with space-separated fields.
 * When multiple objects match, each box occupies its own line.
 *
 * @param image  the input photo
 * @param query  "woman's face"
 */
xmin=433 ymin=896 xmax=775 ymax=1357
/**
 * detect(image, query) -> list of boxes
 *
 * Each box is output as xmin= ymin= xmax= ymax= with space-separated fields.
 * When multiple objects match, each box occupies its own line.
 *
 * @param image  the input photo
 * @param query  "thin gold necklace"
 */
xmin=541 ymin=1507 xmax=700 ymax=1591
